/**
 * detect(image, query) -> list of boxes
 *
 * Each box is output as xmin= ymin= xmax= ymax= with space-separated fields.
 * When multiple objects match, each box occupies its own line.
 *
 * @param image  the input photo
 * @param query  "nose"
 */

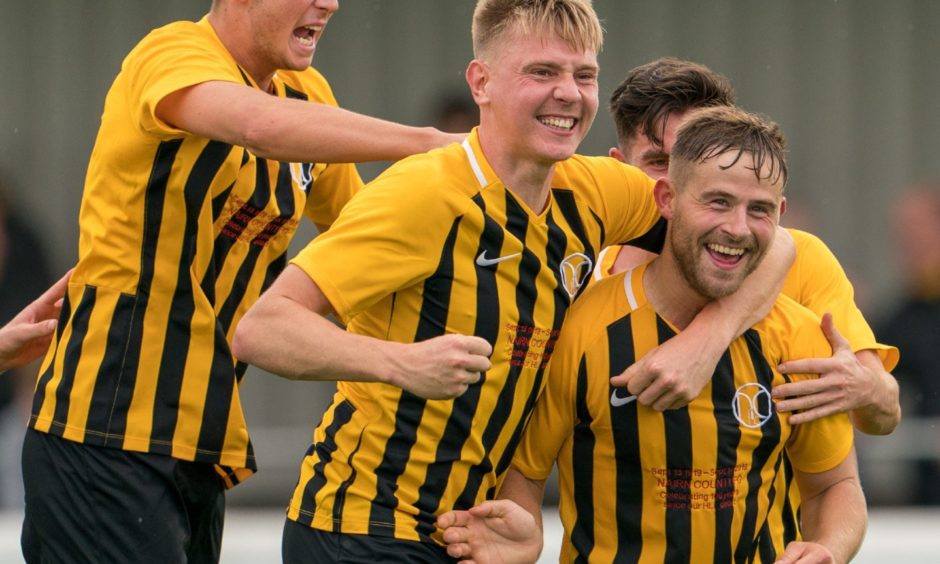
xmin=315 ymin=0 xmax=339 ymax=14
xmin=553 ymin=74 xmax=581 ymax=103
xmin=722 ymin=206 xmax=751 ymax=239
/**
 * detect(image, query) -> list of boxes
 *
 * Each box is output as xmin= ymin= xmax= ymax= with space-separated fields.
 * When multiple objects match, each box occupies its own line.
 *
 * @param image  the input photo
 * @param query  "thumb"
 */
xmin=819 ymin=313 xmax=850 ymax=352
xmin=610 ymin=363 xmax=634 ymax=387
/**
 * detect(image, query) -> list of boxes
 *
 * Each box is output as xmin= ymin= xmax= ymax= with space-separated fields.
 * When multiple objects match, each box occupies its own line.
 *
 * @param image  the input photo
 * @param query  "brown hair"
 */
xmin=609 ymin=57 xmax=735 ymax=150
xmin=472 ymin=0 xmax=603 ymax=60
xmin=671 ymin=106 xmax=788 ymax=188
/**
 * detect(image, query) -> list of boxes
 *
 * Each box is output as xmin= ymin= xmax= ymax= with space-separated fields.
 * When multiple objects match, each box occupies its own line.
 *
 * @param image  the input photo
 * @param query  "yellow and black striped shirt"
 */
xmin=592 ymin=229 xmax=899 ymax=554
xmin=514 ymin=264 xmax=855 ymax=562
xmin=28 ymin=17 xmax=362 ymax=486
xmin=288 ymin=130 xmax=665 ymax=543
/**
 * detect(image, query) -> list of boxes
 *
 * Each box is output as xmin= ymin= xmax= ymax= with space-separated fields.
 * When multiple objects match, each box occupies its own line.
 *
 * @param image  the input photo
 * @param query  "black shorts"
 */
xmin=282 ymin=519 xmax=459 ymax=564
xmin=21 ymin=428 xmax=225 ymax=564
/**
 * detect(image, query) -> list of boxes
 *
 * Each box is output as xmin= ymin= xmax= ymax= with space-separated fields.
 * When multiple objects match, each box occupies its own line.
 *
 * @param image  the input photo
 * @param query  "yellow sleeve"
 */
xmin=783 ymin=229 xmax=898 ymax=371
xmin=304 ymin=162 xmax=364 ymax=228
xmin=128 ymin=20 xmax=243 ymax=137
xmin=290 ymin=156 xmax=464 ymax=324
xmin=564 ymin=156 xmax=663 ymax=249
xmin=766 ymin=298 xmax=855 ymax=472
xmin=787 ymin=411 xmax=855 ymax=473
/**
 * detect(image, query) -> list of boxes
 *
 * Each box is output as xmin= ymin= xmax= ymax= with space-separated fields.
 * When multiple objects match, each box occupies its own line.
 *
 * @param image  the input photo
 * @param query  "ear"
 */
xmin=779 ymin=197 xmax=787 ymax=219
xmin=653 ymin=178 xmax=676 ymax=220
xmin=466 ymin=60 xmax=490 ymax=105
xmin=608 ymin=146 xmax=626 ymax=163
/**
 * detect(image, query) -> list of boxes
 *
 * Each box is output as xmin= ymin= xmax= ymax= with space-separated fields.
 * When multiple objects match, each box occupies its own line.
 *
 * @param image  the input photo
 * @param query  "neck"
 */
xmin=207 ymin=9 xmax=275 ymax=92
xmin=476 ymin=128 xmax=555 ymax=213
xmin=643 ymin=253 xmax=708 ymax=330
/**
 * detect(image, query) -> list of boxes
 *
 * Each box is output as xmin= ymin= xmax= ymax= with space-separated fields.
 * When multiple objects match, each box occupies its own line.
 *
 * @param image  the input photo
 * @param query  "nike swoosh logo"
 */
xmin=476 ymin=250 xmax=521 ymax=267
xmin=610 ymin=389 xmax=637 ymax=407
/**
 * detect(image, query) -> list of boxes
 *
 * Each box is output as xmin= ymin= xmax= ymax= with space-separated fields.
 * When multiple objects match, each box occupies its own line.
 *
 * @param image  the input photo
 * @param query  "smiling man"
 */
xmin=233 ymin=1 xmax=796 ymax=562
xmin=439 ymin=106 xmax=867 ymax=564
xmin=21 ymin=1 xmax=463 ymax=562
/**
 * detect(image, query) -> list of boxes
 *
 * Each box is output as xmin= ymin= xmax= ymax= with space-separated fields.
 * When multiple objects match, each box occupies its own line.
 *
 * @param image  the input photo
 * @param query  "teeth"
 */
xmin=707 ymin=243 xmax=744 ymax=256
xmin=539 ymin=117 xmax=575 ymax=130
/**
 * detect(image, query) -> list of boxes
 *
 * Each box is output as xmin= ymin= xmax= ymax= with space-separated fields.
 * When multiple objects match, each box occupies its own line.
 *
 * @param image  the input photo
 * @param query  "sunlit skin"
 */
xmin=647 ymin=151 xmax=785 ymax=327
xmin=467 ymin=29 xmax=599 ymax=210
xmin=210 ymin=0 xmax=338 ymax=91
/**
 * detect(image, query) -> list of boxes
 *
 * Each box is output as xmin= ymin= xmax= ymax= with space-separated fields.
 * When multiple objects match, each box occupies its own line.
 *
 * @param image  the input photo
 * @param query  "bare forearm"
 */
xmin=498 ymin=468 xmax=547 ymax=533
xmin=159 ymin=81 xmax=460 ymax=164
xmin=850 ymin=351 xmax=901 ymax=435
xmin=244 ymin=100 xmax=453 ymax=163
xmin=800 ymin=477 xmax=867 ymax=563
xmin=233 ymin=294 xmax=398 ymax=383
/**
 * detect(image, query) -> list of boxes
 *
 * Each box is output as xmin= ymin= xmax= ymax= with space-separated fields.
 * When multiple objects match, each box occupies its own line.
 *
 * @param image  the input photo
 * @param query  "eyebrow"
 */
xmin=640 ymin=148 xmax=669 ymax=161
xmin=701 ymin=189 xmax=779 ymax=210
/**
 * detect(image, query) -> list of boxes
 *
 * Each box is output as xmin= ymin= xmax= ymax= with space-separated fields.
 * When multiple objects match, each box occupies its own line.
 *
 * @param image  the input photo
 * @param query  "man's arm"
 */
xmin=156 ymin=81 xmax=463 ymax=164
xmin=778 ymin=447 xmax=866 ymax=564
xmin=0 ymin=270 xmax=71 ymax=372
xmin=611 ymin=227 xmax=794 ymax=410
xmin=774 ymin=314 xmax=900 ymax=435
xmin=231 ymin=265 xmax=491 ymax=400
xmin=437 ymin=467 xmax=545 ymax=564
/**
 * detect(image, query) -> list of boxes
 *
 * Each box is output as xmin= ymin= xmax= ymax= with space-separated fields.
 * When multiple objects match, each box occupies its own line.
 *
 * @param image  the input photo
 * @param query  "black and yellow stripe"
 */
xmin=28 ymin=17 xmax=362 ymax=485
xmin=514 ymin=264 xmax=854 ymax=562
xmin=287 ymin=130 xmax=664 ymax=543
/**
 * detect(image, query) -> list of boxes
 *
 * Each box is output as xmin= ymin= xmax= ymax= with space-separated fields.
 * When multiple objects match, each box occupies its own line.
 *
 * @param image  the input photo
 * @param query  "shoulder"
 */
xmin=350 ymin=142 xmax=479 ymax=216
xmin=753 ymin=294 xmax=828 ymax=360
xmin=562 ymin=271 xmax=634 ymax=345
xmin=129 ymin=20 xmax=215 ymax=60
xmin=789 ymin=228 xmax=836 ymax=259
xmin=555 ymin=154 xmax=645 ymax=189
xmin=277 ymin=66 xmax=338 ymax=106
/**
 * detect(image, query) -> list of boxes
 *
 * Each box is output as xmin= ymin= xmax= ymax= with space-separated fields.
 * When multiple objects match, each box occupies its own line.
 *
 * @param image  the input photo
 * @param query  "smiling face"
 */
xmin=658 ymin=150 xmax=784 ymax=300
xmin=469 ymin=28 xmax=599 ymax=169
xmin=239 ymin=0 xmax=337 ymax=87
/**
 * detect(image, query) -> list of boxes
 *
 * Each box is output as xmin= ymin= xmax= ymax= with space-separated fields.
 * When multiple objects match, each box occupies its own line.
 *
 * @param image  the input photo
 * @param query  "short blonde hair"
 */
xmin=472 ymin=0 xmax=603 ymax=60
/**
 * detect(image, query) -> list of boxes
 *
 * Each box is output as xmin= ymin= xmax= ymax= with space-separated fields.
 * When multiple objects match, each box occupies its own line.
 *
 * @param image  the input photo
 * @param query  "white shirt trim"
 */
xmin=462 ymin=139 xmax=488 ymax=188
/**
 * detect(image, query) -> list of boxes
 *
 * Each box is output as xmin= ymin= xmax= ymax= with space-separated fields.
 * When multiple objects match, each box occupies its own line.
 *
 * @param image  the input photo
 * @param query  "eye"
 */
xmin=576 ymin=71 xmax=598 ymax=83
xmin=646 ymin=156 xmax=669 ymax=170
xmin=749 ymin=204 xmax=772 ymax=217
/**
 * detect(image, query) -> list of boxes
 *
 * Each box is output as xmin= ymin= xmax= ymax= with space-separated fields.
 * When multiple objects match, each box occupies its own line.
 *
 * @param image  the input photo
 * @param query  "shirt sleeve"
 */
xmin=127 ymin=20 xmax=244 ymax=137
xmin=290 ymin=159 xmax=462 ymax=324
xmin=304 ymin=162 xmax=364 ymax=228
xmin=591 ymin=157 xmax=665 ymax=251
xmin=769 ymin=298 xmax=855 ymax=472
xmin=783 ymin=229 xmax=898 ymax=371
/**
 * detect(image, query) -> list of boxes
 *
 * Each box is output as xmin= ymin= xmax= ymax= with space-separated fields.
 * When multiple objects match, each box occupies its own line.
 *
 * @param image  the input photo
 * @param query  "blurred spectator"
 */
xmin=878 ymin=181 xmax=940 ymax=505
xmin=0 ymin=187 xmax=53 ymax=508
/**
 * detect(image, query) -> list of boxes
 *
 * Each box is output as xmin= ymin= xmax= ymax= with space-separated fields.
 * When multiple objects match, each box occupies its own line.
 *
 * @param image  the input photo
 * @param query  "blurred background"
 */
xmin=1 ymin=0 xmax=939 ymax=560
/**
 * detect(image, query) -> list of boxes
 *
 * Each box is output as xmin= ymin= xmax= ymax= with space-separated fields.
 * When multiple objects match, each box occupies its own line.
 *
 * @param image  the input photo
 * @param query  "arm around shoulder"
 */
xmin=156 ymin=81 xmax=462 ymax=164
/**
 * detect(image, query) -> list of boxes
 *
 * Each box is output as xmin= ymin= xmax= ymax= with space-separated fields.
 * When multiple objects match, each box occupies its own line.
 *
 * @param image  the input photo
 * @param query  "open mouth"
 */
xmin=706 ymin=242 xmax=746 ymax=267
xmin=293 ymin=25 xmax=321 ymax=48
xmin=538 ymin=116 xmax=576 ymax=131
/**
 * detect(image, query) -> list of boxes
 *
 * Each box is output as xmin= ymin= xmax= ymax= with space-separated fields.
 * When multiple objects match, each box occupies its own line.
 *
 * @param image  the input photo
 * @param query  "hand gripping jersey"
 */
xmin=28 ymin=17 xmax=362 ymax=487
xmin=287 ymin=130 xmax=665 ymax=543
xmin=513 ymin=264 xmax=857 ymax=562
